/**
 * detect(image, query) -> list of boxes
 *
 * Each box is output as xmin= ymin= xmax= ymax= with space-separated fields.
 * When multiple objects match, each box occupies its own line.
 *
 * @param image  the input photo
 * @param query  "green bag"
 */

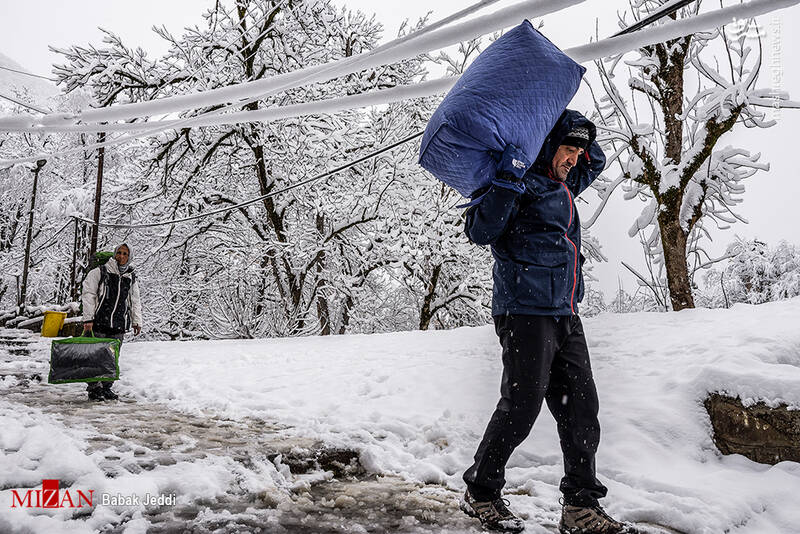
xmin=48 ymin=333 xmax=121 ymax=384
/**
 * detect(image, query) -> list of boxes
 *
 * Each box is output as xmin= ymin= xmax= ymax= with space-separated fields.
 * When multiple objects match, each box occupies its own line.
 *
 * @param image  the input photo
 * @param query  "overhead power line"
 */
xmin=0 ymin=64 xmax=57 ymax=81
xmin=1 ymin=0 xmax=795 ymax=168
xmin=0 ymin=78 xmax=458 ymax=134
xmin=566 ymin=0 xmax=795 ymax=61
xmin=1 ymin=0 xmax=578 ymax=131
xmin=0 ymin=0 xmax=503 ymax=138
xmin=614 ymin=0 xmax=698 ymax=36
xmin=0 ymin=91 xmax=50 ymax=114
xmin=30 ymin=218 xmax=73 ymax=255
xmin=0 ymin=0 xmax=572 ymax=166
xmin=72 ymin=130 xmax=425 ymax=229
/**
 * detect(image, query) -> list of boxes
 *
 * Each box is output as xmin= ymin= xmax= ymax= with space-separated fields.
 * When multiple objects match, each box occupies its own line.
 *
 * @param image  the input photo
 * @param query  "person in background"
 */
xmin=82 ymin=243 xmax=142 ymax=401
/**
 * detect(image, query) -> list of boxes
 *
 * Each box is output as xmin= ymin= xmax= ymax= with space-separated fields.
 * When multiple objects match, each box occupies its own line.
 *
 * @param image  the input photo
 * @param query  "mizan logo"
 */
xmin=11 ymin=479 xmax=93 ymax=509
xmin=728 ymin=17 xmax=766 ymax=40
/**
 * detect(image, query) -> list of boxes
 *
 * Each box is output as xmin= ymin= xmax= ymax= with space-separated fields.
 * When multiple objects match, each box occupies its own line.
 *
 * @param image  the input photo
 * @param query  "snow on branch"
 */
xmin=2 ymin=0 xmax=797 ymax=170
xmin=3 ymin=0 xmax=797 ymax=139
xmin=2 ymin=0 xmax=584 ymax=129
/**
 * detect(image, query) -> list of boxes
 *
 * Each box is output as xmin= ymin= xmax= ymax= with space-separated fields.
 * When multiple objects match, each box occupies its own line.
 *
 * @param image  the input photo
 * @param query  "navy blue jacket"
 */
xmin=465 ymin=109 xmax=605 ymax=316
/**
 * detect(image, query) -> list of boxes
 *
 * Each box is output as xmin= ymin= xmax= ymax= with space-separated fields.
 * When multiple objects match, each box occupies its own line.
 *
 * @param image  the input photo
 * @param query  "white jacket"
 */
xmin=82 ymin=259 xmax=142 ymax=329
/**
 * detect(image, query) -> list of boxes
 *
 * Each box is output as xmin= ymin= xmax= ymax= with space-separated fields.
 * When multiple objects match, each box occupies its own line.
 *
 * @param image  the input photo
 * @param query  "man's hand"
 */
xmin=133 ymin=325 xmax=141 ymax=336
xmin=498 ymin=144 xmax=531 ymax=181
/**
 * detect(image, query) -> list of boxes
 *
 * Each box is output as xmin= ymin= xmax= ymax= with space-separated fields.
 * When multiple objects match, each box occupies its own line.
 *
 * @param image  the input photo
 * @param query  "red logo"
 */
xmin=10 ymin=479 xmax=93 ymax=509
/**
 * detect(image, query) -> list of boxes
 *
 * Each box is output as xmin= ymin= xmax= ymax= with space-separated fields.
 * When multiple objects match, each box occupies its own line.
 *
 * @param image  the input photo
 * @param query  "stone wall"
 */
xmin=705 ymin=393 xmax=800 ymax=465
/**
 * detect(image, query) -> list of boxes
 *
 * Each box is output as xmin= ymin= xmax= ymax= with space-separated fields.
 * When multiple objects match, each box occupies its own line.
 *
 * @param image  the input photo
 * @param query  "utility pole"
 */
xmin=70 ymin=218 xmax=79 ymax=301
xmin=19 ymin=159 xmax=47 ymax=312
xmin=89 ymin=131 xmax=106 ymax=260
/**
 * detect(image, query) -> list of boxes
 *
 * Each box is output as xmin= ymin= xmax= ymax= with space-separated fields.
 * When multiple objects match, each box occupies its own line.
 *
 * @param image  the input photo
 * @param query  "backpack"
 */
xmin=78 ymin=251 xmax=114 ymax=300
xmin=88 ymin=251 xmax=114 ymax=272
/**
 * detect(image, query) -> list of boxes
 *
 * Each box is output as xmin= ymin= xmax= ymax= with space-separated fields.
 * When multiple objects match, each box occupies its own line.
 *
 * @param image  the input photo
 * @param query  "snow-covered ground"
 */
xmin=2 ymin=298 xmax=800 ymax=533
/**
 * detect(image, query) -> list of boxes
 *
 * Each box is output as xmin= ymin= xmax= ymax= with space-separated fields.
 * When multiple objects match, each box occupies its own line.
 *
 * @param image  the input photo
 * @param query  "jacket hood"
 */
xmin=114 ymin=243 xmax=133 ymax=272
xmin=533 ymin=109 xmax=598 ymax=173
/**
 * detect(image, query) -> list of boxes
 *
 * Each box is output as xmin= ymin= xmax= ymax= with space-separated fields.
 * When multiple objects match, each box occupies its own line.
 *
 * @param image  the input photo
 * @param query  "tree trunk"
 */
xmin=70 ymin=218 xmax=79 ymax=301
xmin=658 ymin=208 xmax=694 ymax=310
xmin=338 ymin=294 xmax=353 ymax=335
xmin=651 ymin=36 xmax=694 ymax=310
xmin=316 ymin=296 xmax=331 ymax=336
xmin=314 ymin=214 xmax=332 ymax=335
xmin=418 ymin=264 xmax=442 ymax=331
xmin=236 ymin=3 xmax=304 ymax=334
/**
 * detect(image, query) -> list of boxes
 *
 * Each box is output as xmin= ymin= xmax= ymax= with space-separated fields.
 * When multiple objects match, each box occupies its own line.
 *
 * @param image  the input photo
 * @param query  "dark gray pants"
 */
xmin=86 ymin=331 xmax=124 ymax=392
xmin=463 ymin=314 xmax=608 ymax=506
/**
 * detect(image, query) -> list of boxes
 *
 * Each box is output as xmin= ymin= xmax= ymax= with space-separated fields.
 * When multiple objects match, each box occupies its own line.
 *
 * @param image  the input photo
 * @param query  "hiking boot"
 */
xmin=101 ymin=386 xmax=119 ymax=400
xmin=87 ymin=388 xmax=105 ymax=401
xmin=460 ymin=490 xmax=525 ymax=532
xmin=559 ymin=503 xmax=637 ymax=534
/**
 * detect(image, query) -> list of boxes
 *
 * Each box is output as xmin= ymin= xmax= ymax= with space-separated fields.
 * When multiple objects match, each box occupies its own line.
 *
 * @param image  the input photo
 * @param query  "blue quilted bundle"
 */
xmin=418 ymin=21 xmax=586 ymax=198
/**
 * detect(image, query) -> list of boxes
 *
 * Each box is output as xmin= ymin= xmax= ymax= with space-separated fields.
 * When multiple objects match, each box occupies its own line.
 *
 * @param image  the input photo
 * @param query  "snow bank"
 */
xmin=123 ymin=298 xmax=800 ymax=533
xmin=118 ymin=298 xmax=800 ymax=531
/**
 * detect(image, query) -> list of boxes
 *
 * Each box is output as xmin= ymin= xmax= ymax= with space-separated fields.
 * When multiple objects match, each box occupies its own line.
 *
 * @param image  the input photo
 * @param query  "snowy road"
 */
xmin=0 ymin=330 xmax=484 ymax=533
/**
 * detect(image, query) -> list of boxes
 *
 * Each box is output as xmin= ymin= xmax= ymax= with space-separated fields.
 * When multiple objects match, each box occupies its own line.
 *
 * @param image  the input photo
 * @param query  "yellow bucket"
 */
xmin=41 ymin=311 xmax=67 ymax=337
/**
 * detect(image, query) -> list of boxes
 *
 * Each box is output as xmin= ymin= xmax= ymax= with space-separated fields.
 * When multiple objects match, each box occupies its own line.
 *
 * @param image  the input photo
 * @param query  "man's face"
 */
xmin=550 ymin=145 xmax=584 ymax=182
xmin=115 ymin=246 xmax=130 ymax=266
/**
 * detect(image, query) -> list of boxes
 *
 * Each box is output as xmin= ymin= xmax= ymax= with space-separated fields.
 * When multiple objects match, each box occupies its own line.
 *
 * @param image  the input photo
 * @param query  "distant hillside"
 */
xmin=0 ymin=52 xmax=59 ymax=111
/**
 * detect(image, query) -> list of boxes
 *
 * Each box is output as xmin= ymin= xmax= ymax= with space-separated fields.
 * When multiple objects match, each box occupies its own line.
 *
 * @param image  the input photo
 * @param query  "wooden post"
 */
xmin=70 ymin=218 xmax=79 ymax=301
xmin=89 ymin=132 xmax=106 ymax=260
xmin=19 ymin=159 xmax=47 ymax=311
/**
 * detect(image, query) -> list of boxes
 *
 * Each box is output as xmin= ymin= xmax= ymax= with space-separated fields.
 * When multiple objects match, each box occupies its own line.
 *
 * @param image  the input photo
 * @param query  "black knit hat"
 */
xmin=561 ymin=126 xmax=590 ymax=149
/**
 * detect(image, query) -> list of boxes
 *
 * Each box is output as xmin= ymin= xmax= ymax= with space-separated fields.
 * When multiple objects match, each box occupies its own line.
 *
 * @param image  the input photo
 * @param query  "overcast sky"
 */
xmin=2 ymin=0 xmax=799 ymax=298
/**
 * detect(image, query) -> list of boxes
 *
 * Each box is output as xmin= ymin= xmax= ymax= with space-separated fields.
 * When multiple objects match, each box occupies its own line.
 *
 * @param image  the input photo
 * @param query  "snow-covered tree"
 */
xmin=579 ymin=285 xmax=607 ymax=317
xmin=48 ymin=0 xmax=491 ymax=337
xmin=367 ymin=36 xmax=498 ymax=332
xmin=587 ymin=0 xmax=796 ymax=311
xmin=699 ymin=238 xmax=800 ymax=307
xmin=0 ymin=90 xmax=113 ymax=314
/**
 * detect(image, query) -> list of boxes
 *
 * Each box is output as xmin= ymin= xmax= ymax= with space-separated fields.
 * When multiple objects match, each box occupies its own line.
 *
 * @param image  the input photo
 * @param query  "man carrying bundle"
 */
xmin=459 ymin=109 xmax=635 ymax=534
